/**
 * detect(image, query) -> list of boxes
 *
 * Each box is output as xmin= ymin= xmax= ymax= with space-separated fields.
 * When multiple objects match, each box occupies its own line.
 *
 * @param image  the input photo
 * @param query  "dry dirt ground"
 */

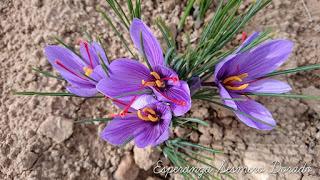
xmin=1 ymin=0 xmax=320 ymax=179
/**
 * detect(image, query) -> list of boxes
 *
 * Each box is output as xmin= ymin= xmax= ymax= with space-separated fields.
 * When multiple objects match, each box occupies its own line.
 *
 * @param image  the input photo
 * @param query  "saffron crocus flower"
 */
xmin=101 ymin=99 xmax=172 ymax=148
xmin=97 ymin=18 xmax=191 ymax=116
xmin=214 ymin=34 xmax=293 ymax=130
xmin=45 ymin=41 xmax=109 ymax=97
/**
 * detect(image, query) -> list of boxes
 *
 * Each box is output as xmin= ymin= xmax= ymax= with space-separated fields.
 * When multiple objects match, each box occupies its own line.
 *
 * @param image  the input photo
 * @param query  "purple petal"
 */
xmin=79 ymin=41 xmax=100 ymax=68
xmin=218 ymin=40 xmax=294 ymax=80
xmin=101 ymin=103 xmax=172 ymax=148
xmin=218 ymin=83 xmax=237 ymax=109
xmin=100 ymin=114 xmax=147 ymax=146
xmin=243 ymin=79 xmax=292 ymax=94
xmin=214 ymin=53 xmax=238 ymax=82
xmin=130 ymin=18 xmax=164 ymax=68
xmin=235 ymin=32 xmax=260 ymax=53
xmin=153 ymin=65 xmax=180 ymax=86
xmin=152 ymin=81 xmax=191 ymax=116
xmin=92 ymin=65 xmax=107 ymax=80
xmin=135 ymin=103 xmax=172 ymax=147
xmin=66 ymin=85 xmax=98 ymax=97
xmin=135 ymin=124 xmax=161 ymax=148
xmin=189 ymin=76 xmax=202 ymax=95
xmin=131 ymin=94 xmax=158 ymax=110
xmin=92 ymin=41 xmax=109 ymax=65
xmin=233 ymin=96 xmax=276 ymax=130
xmin=45 ymin=45 xmax=89 ymax=84
xmin=96 ymin=58 xmax=152 ymax=100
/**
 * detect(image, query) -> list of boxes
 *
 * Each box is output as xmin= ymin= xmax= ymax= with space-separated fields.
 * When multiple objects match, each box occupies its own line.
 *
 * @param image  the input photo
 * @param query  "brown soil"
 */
xmin=0 ymin=0 xmax=319 ymax=179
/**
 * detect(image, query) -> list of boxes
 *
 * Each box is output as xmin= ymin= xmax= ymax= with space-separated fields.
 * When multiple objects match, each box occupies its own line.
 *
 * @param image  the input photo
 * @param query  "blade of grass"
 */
xmin=244 ymin=93 xmax=320 ymax=100
xmin=32 ymin=67 xmax=63 ymax=80
xmin=265 ymin=64 xmax=320 ymax=77
xmin=178 ymin=0 xmax=196 ymax=31
xmin=14 ymin=91 xmax=104 ymax=98
xmin=140 ymin=32 xmax=153 ymax=70
xmin=75 ymin=117 xmax=113 ymax=124
xmin=99 ymin=9 xmax=136 ymax=58
xmin=175 ymin=117 xmax=209 ymax=127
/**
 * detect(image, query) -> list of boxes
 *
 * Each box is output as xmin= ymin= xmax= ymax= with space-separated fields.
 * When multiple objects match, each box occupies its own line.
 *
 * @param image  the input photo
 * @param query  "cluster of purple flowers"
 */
xmin=45 ymin=19 xmax=293 ymax=147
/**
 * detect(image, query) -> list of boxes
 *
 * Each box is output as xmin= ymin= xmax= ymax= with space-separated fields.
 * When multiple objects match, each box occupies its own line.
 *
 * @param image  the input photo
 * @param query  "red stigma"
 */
xmin=241 ymin=32 xmax=247 ymax=42
xmin=155 ymin=88 xmax=186 ymax=106
xmin=104 ymin=96 xmax=138 ymax=117
xmin=55 ymin=59 xmax=87 ymax=81
xmin=161 ymin=76 xmax=179 ymax=83
xmin=83 ymin=41 xmax=94 ymax=69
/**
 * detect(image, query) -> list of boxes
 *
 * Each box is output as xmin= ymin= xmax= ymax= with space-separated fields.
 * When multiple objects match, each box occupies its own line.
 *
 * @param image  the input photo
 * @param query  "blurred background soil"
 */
xmin=0 ymin=0 xmax=319 ymax=179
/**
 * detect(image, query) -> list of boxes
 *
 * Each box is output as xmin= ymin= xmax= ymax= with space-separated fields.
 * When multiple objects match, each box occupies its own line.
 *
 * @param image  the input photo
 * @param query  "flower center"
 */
xmin=83 ymin=66 xmax=93 ymax=76
xmin=141 ymin=71 xmax=179 ymax=88
xmin=142 ymin=72 xmax=164 ymax=88
xmin=222 ymin=73 xmax=249 ymax=91
xmin=137 ymin=107 xmax=159 ymax=122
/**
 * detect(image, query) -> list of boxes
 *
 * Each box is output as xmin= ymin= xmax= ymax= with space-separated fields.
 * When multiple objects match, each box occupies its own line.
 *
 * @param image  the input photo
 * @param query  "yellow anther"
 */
xmin=155 ymin=80 xmax=164 ymax=87
xmin=237 ymin=73 xmax=248 ymax=79
xmin=223 ymin=73 xmax=248 ymax=84
xmin=147 ymin=114 xmax=159 ymax=122
xmin=223 ymin=73 xmax=249 ymax=91
xmin=150 ymin=71 xmax=161 ymax=80
xmin=137 ymin=110 xmax=150 ymax=121
xmin=137 ymin=108 xmax=159 ymax=122
xmin=225 ymin=83 xmax=249 ymax=91
xmin=143 ymin=107 xmax=156 ymax=115
xmin=223 ymin=76 xmax=242 ymax=84
xmin=83 ymin=67 xmax=93 ymax=76
xmin=142 ymin=80 xmax=156 ymax=86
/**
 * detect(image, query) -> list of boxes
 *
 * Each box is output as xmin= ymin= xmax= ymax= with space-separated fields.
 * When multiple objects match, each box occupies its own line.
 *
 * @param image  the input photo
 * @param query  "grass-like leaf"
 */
xmin=265 ymin=64 xmax=320 ymax=77
xmin=75 ymin=117 xmax=113 ymax=124
xmin=32 ymin=67 xmax=63 ymax=80
xmin=105 ymin=0 xmax=130 ymax=30
xmin=98 ymin=9 xmax=136 ymax=58
xmin=174 ymin=117 xmax=210 ymax=127
xmin=245 ymin=93 xmax=320 ymax=100
xmin=14 ymin=91 xmax=104 ymax=98
xmin=140 ymin=32 xmax=153 ymax=70
xmin=178 ymin=0 xmax=196 ymax=31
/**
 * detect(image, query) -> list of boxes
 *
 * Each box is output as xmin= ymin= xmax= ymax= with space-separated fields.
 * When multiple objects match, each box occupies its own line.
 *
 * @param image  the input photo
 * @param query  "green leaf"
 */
xmin=126 ymin=0 xmax=134 ymax=20
xmin=54 ymin=36 xmax=82 ymax=58
xmin=14 ymin=91 xmax=104 ymax=98
xmin=98 ymin=9 xmax=136 ymax=58
xmin=140 ymin=32 xmax=153 ymax=70
xmin=265 ymin=64 xmax=320 ymax=77
xmin=156 ymin=18 xmax=176 ymax=50
xmin=245 ymin=93 xmax=320 ymax=100
xmin=178 ymin=0 xmax=196 ymax=31
xmin=175 ymin=117 xmax=210 ymax=127
xmin=177 ymin=141 xmax=223 ymax=154
xmin=32 ymin=67 xmax=63 ymax=80
xmin=105 ymin=0 xmax=130 ymax=30
xmin=74 ymin=117 xmax=112 ymax=124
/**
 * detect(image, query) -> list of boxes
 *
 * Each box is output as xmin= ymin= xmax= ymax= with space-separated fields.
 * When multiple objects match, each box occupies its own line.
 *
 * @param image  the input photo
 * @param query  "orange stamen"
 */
xmin=225 ymin=84 xmax=249 ymax=91
xmin=137 ymin=107 xmax=159 ymax=122
xmin=150 ymin=71 xmax=161 ymax=80
xmin=222 ymin=73 xmax=249 ymax=91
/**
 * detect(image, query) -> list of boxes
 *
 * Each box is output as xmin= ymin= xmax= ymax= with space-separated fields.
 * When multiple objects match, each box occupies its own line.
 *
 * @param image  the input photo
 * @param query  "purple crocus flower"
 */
xmin=97 ymin=18 xmax=191 ymax=116
xmin=101 ymin=97 xmax=172 ymax=148
xmin=45 ymin=41 xmax=108 ymax=97
xmin=214 ymin=33 xmax=294 ymax=130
